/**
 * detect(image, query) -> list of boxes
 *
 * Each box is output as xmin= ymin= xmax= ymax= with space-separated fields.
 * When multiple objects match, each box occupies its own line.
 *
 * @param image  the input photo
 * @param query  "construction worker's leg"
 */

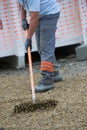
xmin=53 ymin=54 xmax=63 ymax=82
xmin=35 ymin=13 xmax=60 ymax=93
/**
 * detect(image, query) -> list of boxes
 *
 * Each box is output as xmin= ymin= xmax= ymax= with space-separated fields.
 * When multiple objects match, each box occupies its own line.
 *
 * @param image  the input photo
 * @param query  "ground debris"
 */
xmin=1 ymin=58 xmax=87 ymax=130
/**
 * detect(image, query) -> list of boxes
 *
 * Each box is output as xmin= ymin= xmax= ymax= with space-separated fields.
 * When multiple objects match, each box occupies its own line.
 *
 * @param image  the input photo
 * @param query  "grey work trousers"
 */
xmin=35 ymin=12 xmax=60 ymax=74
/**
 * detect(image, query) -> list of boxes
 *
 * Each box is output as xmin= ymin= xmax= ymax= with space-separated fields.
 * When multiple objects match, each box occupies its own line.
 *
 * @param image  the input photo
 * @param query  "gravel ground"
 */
xmin=0 ymin=55 xmax=87 ymax=130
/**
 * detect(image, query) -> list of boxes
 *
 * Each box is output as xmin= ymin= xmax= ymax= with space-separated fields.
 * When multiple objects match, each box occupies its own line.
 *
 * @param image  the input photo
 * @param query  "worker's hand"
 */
xmin=22 ymin=18 xmax=29 ymax=31
xmin=25 ymin=38 xmax=32 ymax=51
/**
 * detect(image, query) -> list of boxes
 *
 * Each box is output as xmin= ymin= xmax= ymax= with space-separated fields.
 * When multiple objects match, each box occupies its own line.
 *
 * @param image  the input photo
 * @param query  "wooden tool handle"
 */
xmin=26 ymin=30 xmax=36 ymax=103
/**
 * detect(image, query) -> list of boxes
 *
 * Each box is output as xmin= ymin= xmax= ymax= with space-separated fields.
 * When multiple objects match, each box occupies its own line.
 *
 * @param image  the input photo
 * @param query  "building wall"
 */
xmin=0 ymin=0 xmax=87 ymax=67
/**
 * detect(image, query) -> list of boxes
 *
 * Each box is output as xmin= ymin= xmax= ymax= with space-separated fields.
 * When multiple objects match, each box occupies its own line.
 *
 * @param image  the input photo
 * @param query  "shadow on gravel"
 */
xmin=13 ymin=100 xmax=58 ymax=114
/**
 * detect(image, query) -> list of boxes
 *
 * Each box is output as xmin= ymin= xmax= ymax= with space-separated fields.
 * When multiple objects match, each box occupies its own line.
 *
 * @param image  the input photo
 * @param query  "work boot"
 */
xmin=53 ymin=70 xmax=63 ymax=82
xmin=35 ymin=73 xmax=55 ymax=93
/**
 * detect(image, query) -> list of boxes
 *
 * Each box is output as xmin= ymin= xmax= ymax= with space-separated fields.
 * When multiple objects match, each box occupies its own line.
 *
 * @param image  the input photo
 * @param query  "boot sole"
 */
xmin=35 ymin=84 xmax=55 ymax=93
